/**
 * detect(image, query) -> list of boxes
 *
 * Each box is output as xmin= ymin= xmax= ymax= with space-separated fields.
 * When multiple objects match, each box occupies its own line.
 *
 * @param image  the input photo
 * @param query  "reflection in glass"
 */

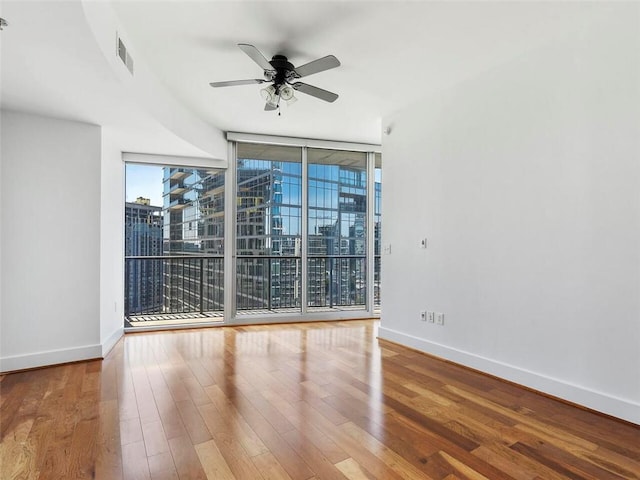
xmin=124 ymin=164 xmax=226 ymax=321
xmin=307 ymin=149 xmax=367 ymax=309
xmin=162 ymin=167 xmax=226 ymax=314
xmin=374 ymin=153 xmax=382 ymax=310
xmin=236 ymin=144 xmax=303 ymax=312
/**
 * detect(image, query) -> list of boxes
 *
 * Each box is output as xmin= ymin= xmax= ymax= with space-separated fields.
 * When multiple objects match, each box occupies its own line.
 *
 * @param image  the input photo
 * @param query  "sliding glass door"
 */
xmin=307 ymin=149 xmax=367 ymax=311
xmin=232 ymin=141 xmax=380 ymax=321
xmin=235 ymin=144 xmax=303 ymax=314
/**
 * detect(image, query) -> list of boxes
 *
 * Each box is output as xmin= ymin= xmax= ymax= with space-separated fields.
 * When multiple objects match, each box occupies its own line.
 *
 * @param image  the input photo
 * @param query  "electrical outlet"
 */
xmin=436 ymin=312 xmax=445 ymax=325
xmin=420 ymin=310 xmax=427 ymax=322
xmin=427 ymin=311 xmax=435 ymax=323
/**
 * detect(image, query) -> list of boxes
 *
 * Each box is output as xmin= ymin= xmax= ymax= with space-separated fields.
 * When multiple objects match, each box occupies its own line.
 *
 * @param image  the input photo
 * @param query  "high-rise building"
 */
xmin=162 ymin=167 xmax=225 ymax=314
xmin=158 ymin=149 xmax=380 ymax=314
xmin=124 ymin=198 xmax=163 ymax=314
xmin=236 ymin=157 xmax=302 ymax=311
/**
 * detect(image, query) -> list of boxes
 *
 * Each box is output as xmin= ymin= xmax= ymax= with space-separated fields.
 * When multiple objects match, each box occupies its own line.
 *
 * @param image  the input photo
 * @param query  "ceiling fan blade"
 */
xmin=238 ymin=43 xmax=274 ymax=72
xmin=209 ymin=79 xmax=266 ymax=88
xmin=294 ymin=55 xmax=340 ymax=78
xmin=264 ymin=103 xmax=277 ymax=111
xmin=292 ymin=82 xmax=338 ymax=103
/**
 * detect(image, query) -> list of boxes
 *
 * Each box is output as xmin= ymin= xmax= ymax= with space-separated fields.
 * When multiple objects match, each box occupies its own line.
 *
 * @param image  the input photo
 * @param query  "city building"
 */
xmin=162 ymin=167 xmax=225 ymax=315
xmin=124 ymin=198 xmax=163 ymax=315
xmin=144 ymin=146 xmax=382 ymax=317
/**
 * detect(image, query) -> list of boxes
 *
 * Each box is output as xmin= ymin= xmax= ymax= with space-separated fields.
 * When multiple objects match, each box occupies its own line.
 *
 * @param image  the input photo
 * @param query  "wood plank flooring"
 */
xmin=1 ymin=319 xmax=638 ymax=479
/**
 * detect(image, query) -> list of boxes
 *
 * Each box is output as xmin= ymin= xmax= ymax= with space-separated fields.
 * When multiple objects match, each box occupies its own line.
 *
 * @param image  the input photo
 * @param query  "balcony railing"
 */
xmin=168 ymin=198 xmax=189 ymax=210
xmin=125 ymin=254 xmax=372 ymax=323
xmin=168 ymin=182 xmax=187 ymax=195
xmin=168 ymin=168 xmax=190 ymax=181
xmin=236 ymin=256 xmax=302 ymax=311
xmin=307 ymin=255 xmax=367 ymax=309
xmin=374 ymin=255 xmax=381 ymax=309
xmin=235 ymin=255 xmax=368 ymax=312
xmin=125 ymin=255 xmax=224 ymax=319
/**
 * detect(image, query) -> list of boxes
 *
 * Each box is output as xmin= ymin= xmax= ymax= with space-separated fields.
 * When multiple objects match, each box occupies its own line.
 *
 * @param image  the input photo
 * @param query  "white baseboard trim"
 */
xmin=101 ymin=327 xmax=123 ymax=357
xmin=0 ymin=344 xmax=102 ymax=373
xmin=0 ymin=328 xmax=123 ymax=373
xmin=378 ymin=326 xmax=640 ymax=425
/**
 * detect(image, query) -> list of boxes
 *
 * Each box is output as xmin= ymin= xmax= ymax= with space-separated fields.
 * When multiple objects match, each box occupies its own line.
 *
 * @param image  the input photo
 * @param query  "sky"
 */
xmin=126 ymin=164 xmax=164 ymax=207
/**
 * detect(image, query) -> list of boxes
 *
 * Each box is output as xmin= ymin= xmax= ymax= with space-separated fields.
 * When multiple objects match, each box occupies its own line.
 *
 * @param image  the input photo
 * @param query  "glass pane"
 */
xmin=125 ymin=164 xmax=225 ymax=324
xmin=374 ymin=153 xmax=382 ymax=310
xmin=125 ymin=164 xmax=164 ymax=316
xmin=163 ymin=167 xmax=225 ymax=255
xmin=163 ymin=167 xmax=225 ymax=314
xmin=307 ymin=148 xmax=367 ymax=310
xmin=236 ymin=144 xmax=302 ymax=312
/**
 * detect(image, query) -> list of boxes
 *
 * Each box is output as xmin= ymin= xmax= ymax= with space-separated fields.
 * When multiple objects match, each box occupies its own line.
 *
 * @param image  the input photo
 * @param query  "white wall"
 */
xmin=0 ymin=110 xmax=3 ymax=355
xmin=380 ymin=10 xmax=640 ymax=424
xmin=100 ymin=128 xmax=124 ymax=355
xmin=81 ymin=0 xmax=228 ymax=160
xmin=0 ymin=111 xmax=103 ymax=371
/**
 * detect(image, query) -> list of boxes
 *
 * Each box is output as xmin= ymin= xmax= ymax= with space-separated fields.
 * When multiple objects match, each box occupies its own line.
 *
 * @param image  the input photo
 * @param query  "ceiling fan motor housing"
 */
xmin=266 ymin=55 xmax=298 ymax=88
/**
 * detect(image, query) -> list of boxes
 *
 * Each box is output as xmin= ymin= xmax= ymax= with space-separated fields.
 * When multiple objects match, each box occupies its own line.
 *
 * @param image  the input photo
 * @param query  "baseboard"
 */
xmin=101 ymin=326 xmax=123 ymax=357
xmin=0 ymin=326 xmax=125 ymax=373
xmin=378 ymin=326 xmax=640 ymax=425
xmin=0 ymin=343 xmax=103 ymax=373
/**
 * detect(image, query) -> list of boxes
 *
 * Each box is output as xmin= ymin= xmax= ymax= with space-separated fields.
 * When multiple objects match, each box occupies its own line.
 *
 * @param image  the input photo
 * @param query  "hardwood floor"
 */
xmin=1 ymin=319 xmax=638 ymax=479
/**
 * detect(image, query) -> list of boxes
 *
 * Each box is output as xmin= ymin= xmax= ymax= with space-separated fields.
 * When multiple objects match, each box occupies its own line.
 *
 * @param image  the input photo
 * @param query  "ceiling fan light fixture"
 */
xmin=280 ymin=85 xmax=295 ymax=101
xmin=285 ymin=95 xmax=298 ymax=106
xmin=260 ymin=85 xmax=277 ymax=106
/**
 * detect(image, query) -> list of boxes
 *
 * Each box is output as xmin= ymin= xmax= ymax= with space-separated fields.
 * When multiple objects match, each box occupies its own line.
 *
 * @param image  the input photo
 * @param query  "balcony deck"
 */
xmin=126 ymin=311 xmax=224 ymax=327
xmin=127 ymin=305 xmax=376 ymax=328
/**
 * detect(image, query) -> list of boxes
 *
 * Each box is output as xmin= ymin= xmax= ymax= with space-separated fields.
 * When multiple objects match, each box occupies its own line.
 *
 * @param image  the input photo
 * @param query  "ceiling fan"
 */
xmin=210 ymin=44 xmax=340 ymax=112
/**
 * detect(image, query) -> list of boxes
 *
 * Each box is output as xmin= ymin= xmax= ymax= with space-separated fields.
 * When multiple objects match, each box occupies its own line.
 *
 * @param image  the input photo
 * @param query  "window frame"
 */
xmin=227 ymin=134 xmax=381 ymax=325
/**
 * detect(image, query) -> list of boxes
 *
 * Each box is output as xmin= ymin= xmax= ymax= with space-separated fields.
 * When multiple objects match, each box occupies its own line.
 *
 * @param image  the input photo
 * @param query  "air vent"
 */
xmin=116 ymin=34 xmax=134 ymax=75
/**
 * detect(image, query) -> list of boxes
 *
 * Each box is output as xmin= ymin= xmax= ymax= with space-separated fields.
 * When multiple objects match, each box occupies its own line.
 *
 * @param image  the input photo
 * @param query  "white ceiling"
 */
xmin=0 ymin=0 xmax=211 ymax=157
xmin=2 ymin=1 xmax=610 ymax=153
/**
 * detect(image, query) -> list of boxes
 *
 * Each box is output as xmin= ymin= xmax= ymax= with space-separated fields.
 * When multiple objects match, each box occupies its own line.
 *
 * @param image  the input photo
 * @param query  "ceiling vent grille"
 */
xmin=116 ymin=34 xmax=134 ymax=75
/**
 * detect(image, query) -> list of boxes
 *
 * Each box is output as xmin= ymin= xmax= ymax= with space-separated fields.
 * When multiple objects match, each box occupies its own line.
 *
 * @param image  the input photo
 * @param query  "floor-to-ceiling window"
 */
xmin=374 ymin=153 xmax=382 ymax=312
xmin=124 ymin=163 xmax=225 ymax=327
xmin=124 ymin=139 xmax=380 ymax=329
xmin=307 ymin=149 xmax=368 ymax=311
xmin=235 ymin=144 xmax=303 ymax=313
xmin=163 ymin=167 xmax=225 ymax=317
xmin=231 ymin=139 xmax=381 ymax=321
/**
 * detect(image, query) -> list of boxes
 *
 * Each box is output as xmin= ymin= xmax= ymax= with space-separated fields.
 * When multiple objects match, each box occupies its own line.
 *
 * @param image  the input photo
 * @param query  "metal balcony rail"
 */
xmin=168 ymin=198 xmax=189 ymax=210
xmin=374 ymin=255 xmax=381 ymax=308
xmin=307 ymin=255 xmax=367 ymax=309
xmin=236 ymin=254 xmax=367 ymax=311
xmin=125 ymin=255 xmax=224 ymax=318
xmin=125 ymin=254 xmax=374 ymax=319
xmin=236 ymin=255 xmax=301 ymax=311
